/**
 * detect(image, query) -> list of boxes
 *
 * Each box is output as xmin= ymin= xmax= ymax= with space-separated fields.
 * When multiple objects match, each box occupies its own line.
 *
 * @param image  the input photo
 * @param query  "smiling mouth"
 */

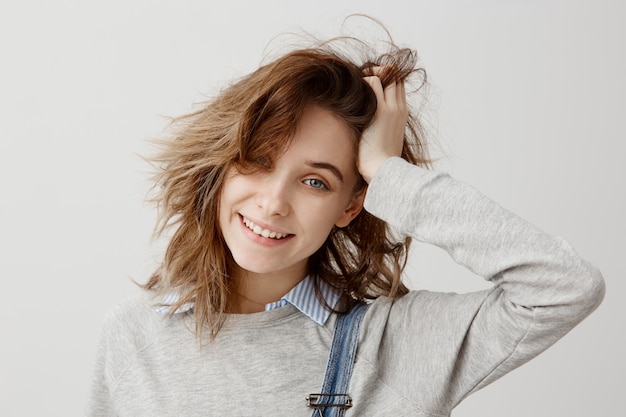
xmin=242 ymin=216 xmax=291 ymax=240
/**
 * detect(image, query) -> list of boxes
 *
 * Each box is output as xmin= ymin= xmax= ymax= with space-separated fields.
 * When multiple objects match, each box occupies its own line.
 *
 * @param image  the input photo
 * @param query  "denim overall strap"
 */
xmin=308 ymin=302 xmax=370 ymax=417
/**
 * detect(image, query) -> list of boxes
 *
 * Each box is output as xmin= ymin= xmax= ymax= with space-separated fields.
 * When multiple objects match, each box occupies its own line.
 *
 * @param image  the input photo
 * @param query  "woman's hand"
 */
xmin=358 ymin=73 xmax=408 ymax=184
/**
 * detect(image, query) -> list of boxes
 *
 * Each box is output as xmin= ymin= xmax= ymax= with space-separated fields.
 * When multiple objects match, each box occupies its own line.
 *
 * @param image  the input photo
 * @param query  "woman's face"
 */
xmin=218 ymin=106 xmax=364 ymax=283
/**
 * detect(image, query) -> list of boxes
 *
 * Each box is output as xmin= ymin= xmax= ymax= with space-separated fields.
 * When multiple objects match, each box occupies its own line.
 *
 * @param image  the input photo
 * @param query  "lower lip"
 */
xmin=238 ymin=215 xmax=294 ymax=247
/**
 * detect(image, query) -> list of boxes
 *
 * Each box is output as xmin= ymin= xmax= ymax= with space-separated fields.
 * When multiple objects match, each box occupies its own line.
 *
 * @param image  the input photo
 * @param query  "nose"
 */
xmin=255 ymin=175 xmax=291 ymax=217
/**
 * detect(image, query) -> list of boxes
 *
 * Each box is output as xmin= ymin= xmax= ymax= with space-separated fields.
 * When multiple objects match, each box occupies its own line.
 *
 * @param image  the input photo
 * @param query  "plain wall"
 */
xmin=0 ymin=0 xmax=623 ymax=416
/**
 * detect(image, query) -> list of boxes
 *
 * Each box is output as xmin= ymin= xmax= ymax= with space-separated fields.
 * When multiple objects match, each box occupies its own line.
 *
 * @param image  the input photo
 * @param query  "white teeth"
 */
xmin=242 ymin=217 xmax=288 ymax=239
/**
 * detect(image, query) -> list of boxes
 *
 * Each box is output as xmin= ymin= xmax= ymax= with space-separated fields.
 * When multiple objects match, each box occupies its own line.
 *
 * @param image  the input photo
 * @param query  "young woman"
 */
xmin=87 ymin=35 xmax=605 ymax=416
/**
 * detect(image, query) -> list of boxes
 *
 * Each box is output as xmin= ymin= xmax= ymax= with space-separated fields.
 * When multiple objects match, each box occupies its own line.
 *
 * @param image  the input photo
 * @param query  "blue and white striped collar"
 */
xmin=156 ymin=275 xmax=340 ymax=326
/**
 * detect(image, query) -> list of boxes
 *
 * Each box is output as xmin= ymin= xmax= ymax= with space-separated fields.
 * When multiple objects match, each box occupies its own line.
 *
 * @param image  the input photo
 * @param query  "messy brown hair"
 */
xmin=145 ymin=35 xmax=430 ymax=339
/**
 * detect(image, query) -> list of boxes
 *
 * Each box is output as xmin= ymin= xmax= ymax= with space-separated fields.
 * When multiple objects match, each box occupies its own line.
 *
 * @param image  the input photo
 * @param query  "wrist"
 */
xmin=360 ymin=155 xmax=394 ymax=184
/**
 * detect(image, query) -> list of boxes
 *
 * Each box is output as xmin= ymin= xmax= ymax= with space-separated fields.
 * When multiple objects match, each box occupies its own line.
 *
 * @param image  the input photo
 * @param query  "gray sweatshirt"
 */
xmin=87 ymin=157 xmax=604 ymax=416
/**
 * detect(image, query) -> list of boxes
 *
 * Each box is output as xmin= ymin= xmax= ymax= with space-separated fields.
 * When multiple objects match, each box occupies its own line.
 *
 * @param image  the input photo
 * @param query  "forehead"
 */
xmin=288 ymin=106 xmax=357 ymax=165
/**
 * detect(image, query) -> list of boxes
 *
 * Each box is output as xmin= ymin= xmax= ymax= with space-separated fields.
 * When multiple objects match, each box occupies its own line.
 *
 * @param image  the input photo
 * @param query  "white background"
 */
xmin=1 ymin=1 xmax=624 ymax=416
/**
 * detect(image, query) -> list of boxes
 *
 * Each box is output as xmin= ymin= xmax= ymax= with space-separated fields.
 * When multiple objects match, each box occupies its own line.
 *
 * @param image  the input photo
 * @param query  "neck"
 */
xmin=228 ymin=269 xmax=306 ymax=314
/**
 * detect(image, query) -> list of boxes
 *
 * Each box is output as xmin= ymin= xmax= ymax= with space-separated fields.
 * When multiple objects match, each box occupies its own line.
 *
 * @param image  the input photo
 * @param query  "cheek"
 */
xmin=219 ymin=173 xmax=245 ymax=208
xmin=217 ymin=177 xmax=238 ymax=230
xmin=217 ymin=195 xmax=227 ymax=233
xmin=299 ymin=201 xmax=344 ymax=234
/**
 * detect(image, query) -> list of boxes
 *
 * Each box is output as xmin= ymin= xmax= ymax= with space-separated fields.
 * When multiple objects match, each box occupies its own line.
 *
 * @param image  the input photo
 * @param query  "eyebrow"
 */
xmin=305 ymin=160 xmax=344 ymax=183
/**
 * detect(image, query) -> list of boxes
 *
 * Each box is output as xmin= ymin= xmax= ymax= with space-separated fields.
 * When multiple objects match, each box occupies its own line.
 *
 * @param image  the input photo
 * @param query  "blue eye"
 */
xmin=304 ymin=178 xmax=328 ymax=190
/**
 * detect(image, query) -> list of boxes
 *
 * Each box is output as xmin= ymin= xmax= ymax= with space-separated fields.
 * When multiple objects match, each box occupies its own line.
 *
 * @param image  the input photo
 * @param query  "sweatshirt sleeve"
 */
xmin=85 ymin=315 xmax=118 ymax=417
xmin=362 ymin=157 xmax=605 ymax=413
xmin=85 ymin=294 xmax=156 ymax=417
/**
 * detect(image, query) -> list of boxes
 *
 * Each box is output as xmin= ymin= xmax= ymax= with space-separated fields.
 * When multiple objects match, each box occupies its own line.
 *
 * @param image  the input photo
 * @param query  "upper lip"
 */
xmin=239 ymin=214 xmax=292 ymax=235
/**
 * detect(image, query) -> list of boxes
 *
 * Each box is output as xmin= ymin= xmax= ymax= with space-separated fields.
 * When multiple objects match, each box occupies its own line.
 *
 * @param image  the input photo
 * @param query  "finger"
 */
xmin=397 ymin=79 xmax=406 ymax=107
xmin=364 ymin=76 xmax=385 ymax=105
xmin=383 ymin=80 xmax=397 ymax=105
xmin=363 ymin=65 xmax=383 ymax=77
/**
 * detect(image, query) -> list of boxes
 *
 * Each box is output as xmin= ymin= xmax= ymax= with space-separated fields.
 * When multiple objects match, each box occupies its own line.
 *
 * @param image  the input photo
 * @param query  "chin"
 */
xmin=231 ymin=257 xmax=283 ymax=275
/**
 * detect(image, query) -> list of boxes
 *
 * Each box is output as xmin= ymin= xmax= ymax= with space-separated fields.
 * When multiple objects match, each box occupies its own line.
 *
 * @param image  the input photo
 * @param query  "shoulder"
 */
xmin=101 ymin=291 xmax=162 ymax=334
xmin=97 ymin=291 xmax=170 ymax=371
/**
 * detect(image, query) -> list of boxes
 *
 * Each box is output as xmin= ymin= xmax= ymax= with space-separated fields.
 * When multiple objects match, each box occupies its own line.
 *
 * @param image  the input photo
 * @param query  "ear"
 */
xmin=335 ymin=187 xmax=366 ymax=228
